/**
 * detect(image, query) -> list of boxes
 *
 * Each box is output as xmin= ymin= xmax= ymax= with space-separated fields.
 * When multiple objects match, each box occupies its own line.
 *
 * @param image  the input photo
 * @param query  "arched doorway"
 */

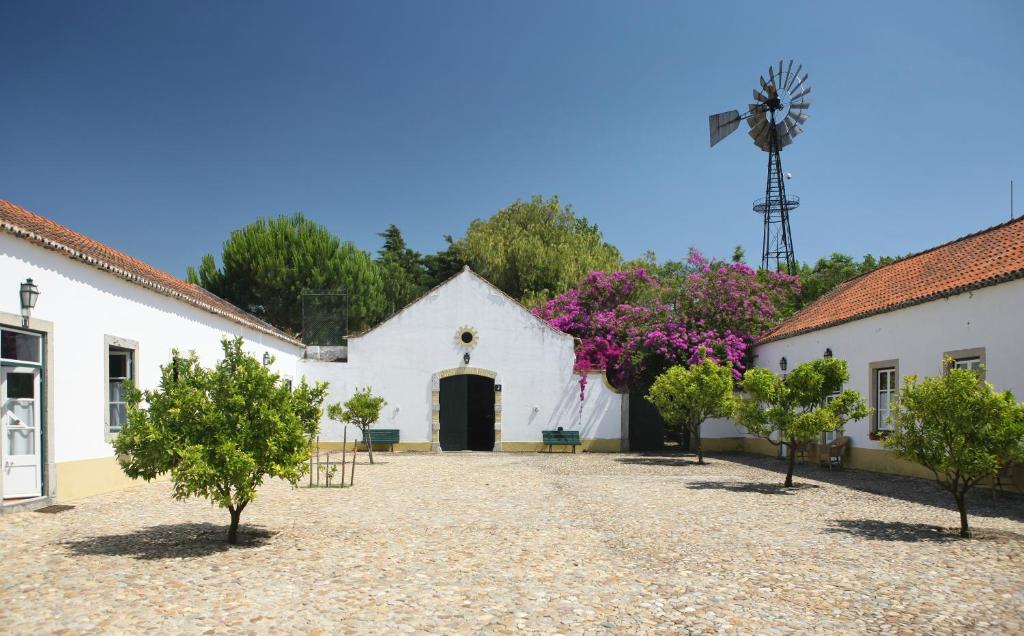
xmin=438 ymin=373 xmax=496 ymax=451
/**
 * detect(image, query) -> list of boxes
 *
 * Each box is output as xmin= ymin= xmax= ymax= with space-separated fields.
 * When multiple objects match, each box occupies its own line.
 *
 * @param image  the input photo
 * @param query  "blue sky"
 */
xmin=2 ymin=1 xmax=1021 ymax=277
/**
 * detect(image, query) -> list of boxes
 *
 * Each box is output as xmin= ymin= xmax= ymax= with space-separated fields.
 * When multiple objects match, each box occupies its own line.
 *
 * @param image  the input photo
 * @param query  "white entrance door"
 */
xmin=2 ymin=366 xmax=42 ymax=499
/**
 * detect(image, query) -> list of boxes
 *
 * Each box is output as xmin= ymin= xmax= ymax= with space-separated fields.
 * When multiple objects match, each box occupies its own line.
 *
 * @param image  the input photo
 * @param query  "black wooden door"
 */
xmin=628 ymin=390 xmax=665 ymax=451
xmin=466 ymin=375 xmax=495 ymax=451
xmin=439 ymin=375 xmax=468 ymax=451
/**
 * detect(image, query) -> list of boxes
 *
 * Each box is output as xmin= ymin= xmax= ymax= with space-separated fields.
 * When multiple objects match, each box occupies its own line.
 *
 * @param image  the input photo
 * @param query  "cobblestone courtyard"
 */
xmin=2 ymin=452 xmax=1022 ymax=634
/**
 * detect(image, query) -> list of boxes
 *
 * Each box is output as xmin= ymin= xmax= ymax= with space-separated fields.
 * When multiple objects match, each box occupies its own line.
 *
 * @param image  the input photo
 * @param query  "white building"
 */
xmin=0 ymin=199 xmax=304 ymax=511
xmin=300 ymin=268 xmax=624 ymax=453
xmin=705 ymin=217 xmax=1024 ymax=486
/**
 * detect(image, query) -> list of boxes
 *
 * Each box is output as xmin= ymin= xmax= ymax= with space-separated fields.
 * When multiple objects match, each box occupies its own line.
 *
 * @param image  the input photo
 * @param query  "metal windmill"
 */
xmin=709 ymin=60 xmax=812 ymax=275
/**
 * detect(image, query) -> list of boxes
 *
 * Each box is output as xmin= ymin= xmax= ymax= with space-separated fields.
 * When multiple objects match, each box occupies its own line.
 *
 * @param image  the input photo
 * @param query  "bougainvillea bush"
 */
xmin=533 ymin=252 xmax=799 ymax=390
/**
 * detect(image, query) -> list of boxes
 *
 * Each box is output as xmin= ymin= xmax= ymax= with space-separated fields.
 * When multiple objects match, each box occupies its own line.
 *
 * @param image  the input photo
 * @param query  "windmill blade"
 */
xmin=776 ymin=120 xmax=794 ymax=148
xmin=790 ymin=99 xmax=812 ymax=110
xmin=759 ymin=75 xmax=769 ymax=92
xmin=785 ymin=64 xmax=803 ymax=90
xmin=709 ymin=110 xmax=742 ymax=147
xmin=768 ymin=65 xmax=776 ymax=87
xmin=790 ymin=84 xmax=812 ymax=100
xmin=783 ymin=60 xmax=794 ymax=89
xmin=787 ymin=121 xmax=804 ymax=137
xmin=750 ymin=119 xmax=772 ymax=151
xmin=790 ymin=73 xmax=810 ymax=93
xmin=777 ymin=60 xmax=784 ymax=86
xmin=787 ymin=110 xmax=809 ymax=124
xmin=746 ymin=105 xmax=763 ymax=129
xmin=753 ymin=88 xmax=769 ymax=103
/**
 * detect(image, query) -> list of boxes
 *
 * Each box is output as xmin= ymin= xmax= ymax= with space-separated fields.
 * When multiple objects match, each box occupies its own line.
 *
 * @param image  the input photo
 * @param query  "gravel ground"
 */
xmin=1 ymin=452 xmax=1022 ymax=635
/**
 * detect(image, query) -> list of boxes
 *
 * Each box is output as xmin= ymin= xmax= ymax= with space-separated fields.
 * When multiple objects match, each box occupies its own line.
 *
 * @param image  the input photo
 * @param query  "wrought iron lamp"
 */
xmin=779 ymin=356 xmax=788 ymax=372
xmin=823 ymin=348 xmax=833 ymax=358
xmin=19 ymin=278 xmax=39 ymax=327
xmin=262 ymin=351 xmax=271 ymax=366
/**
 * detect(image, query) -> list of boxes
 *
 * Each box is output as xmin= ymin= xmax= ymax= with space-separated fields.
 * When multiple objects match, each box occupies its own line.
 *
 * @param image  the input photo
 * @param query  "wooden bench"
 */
xmin=362 ymin=429 xmax=400 ymax=452
xmin=542 ymin=429 xmax=581 ymax=453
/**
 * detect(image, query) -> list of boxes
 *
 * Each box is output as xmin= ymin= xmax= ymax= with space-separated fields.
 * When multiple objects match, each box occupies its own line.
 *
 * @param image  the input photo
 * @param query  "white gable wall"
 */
xmin=299 ymin=270 xmax=624 ymax=448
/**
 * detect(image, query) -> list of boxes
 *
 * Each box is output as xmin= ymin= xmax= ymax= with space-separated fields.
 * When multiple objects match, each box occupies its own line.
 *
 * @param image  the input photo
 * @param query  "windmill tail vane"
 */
xmin=708 ymin=59 xmax=812 ymax=277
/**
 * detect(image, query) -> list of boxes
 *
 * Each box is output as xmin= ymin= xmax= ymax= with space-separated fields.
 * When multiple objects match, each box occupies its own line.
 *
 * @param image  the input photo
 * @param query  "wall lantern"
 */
xmin=463 ymin=352 xmax=471 ymax=364
xmin=19 ymin=278 xmax=39 ymax=327
xmin=779 ymin=356 xmax=788 ymax=372
xmin=823 ymin=348 xmax=833 ymax=359
xmin=262 ymin=351 xmax=271 ymax=366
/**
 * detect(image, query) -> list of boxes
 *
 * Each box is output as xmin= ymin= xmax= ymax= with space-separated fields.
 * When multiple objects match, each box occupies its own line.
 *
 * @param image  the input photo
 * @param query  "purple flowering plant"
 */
xmin=534 ymin=252 xmax=800 ymax=391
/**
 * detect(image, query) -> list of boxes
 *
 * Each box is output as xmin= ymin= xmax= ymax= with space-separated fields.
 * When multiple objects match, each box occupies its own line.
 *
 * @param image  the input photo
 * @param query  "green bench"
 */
xmin=362 ymin=429 xmax=400 ymax=452
xmin=542 ymin=428 xmax=581 ymax=453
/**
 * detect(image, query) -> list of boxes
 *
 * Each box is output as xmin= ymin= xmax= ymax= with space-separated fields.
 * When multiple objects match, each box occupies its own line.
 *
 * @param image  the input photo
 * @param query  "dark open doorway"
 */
xmin=439 ymin=374 xmax=495 ymax=451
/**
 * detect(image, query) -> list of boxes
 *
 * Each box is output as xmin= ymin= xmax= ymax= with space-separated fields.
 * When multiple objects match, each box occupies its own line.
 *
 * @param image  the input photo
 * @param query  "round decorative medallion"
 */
xmin=455 ymin=325 xmax=479 ymax=349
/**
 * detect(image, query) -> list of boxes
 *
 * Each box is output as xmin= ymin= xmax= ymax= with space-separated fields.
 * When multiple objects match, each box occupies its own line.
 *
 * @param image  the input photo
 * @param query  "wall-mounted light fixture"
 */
xmin=19 ymin=278 xmax=39 ymax=327
xmin=779 ymin=356 xmax=788 ymax=372
xmin=262 ymin=351 xmax=271 ymax=366
xmin=823 ymin=348 xmax=833 ymax=359
xmin=463 ymin=352 xmax=471 ymax=364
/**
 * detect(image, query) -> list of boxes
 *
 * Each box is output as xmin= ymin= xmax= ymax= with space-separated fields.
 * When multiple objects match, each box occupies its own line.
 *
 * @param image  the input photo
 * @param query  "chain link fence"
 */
xmin=301 ymin=290 xmax=349 ymax=346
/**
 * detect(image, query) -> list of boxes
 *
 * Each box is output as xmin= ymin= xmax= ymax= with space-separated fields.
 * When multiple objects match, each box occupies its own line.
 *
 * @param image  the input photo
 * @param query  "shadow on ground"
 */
xmin=686 ymin=480 xmax=817 ymax=495
xmin=824 ymin=519 xmax=960 ymax=543
xmin=708 ymin=452 xmax=1024 ymax=523
xmin=616 ymin=456 xmax=703 ymax=467
xmin=62 ymin=522 xmax=276 ymax=560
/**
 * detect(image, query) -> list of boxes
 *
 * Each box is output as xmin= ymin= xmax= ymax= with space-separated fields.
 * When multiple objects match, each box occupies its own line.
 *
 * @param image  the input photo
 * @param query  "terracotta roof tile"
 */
xmin=760 ymin=216 xmax=1024 ymax=343
xmin=0 ymin=198 xmax=302 ymax=346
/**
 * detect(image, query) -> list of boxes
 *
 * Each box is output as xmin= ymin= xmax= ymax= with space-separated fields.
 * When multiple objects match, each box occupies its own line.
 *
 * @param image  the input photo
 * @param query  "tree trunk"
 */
xmin=954 ymin=491 xmax=971 ymax=538
xmin=694 ymin=423 xmax=704 ymax=465
xmin=341 ymin=426 xmax=347 ymax=488
xmin=364 ymin=425 xmax=375 ymax=465
xmin=227 ymin=503 xmax=246 ymax=545
xmin=350 ymin=440 xmax=357 ymax=486
xmin=784 ymin=439 xmax=797 ymax=487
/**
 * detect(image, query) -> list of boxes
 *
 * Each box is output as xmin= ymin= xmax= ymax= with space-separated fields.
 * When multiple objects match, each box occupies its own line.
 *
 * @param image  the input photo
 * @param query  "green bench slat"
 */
xmin=364 ymin=430 xmax=400 ymax=446
xmin=542 ymin=431 xmax=580 ymax=444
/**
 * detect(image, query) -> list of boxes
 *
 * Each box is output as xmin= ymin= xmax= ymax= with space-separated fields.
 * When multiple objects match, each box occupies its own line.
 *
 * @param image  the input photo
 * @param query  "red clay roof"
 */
xmin=760 ymin=216 xmax=1024 ymax=343
xmin=0 ymin=198 xmax=302 ymax=346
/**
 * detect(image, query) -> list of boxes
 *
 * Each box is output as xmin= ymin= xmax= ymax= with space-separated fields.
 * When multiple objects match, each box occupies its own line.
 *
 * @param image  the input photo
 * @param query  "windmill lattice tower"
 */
xmin=709 ymin=60 xmax=812 ymax=275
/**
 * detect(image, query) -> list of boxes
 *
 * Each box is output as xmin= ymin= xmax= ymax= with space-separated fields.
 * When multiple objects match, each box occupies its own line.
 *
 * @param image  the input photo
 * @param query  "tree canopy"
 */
xmin=646 ymin=358 xmax=736 ymax=463
xmin=188 ymin=213 xmax=388 ymax=336
xmin=454 ymin=195 xmax=622 ymax=304
xmin=735 ymin=358 xmax=869 ymax=487
xmin=113 ymin=338 xmax=328 ymax=543
xmin=376 ymin=224 xmax=429 ymax=315
xmin=884 ymin=364 xmax=1024 ymax=537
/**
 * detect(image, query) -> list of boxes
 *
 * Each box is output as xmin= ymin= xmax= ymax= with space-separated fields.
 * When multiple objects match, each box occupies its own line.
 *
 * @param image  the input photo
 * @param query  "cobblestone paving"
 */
xmin=1 ymin=452 xmax=1022 ymax=634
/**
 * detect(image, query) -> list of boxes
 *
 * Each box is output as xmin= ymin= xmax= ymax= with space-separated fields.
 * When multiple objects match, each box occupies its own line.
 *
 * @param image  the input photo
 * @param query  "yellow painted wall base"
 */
xmin=56 ymin=456 xmax=157 ymax=502
xmin=704 ymin=437 xmax=953 ymax=482
xmin=502 ymin=439 xmax=622 ymax=453
xmin=315 ymin=441 xmax=433 ymax=453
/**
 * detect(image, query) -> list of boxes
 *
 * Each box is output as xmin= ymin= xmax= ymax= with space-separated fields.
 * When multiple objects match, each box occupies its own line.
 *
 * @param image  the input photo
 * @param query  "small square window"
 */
xmin=1 ymin=328 xmax=41 ymax=363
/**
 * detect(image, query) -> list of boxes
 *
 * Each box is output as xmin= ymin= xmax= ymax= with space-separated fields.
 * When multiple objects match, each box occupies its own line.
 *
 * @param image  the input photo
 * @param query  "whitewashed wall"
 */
xmin=704 ymin=278 xmax=1024 ymax=451
xmin=299 ymin=270 xmax=624 ymax=445
xmin=0 ymin=234 xmax=304 ymax=464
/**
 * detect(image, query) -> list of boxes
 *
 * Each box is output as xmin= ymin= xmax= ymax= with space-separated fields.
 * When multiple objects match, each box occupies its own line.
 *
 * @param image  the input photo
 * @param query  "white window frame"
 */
xmin=104 ymin=336 xmax=138 ymax=440
xmin=0 ymin=326 xmax=42 ymax=365
xmin=875 ymin=368 xmax=896 ymax=432
xmin=822 ymin=390 xmax=841 ymax=443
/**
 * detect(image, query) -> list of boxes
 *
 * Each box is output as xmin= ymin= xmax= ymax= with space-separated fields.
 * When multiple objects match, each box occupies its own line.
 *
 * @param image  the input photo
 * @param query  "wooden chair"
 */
xmin=819 ymin=436 xmax=850 ymax=471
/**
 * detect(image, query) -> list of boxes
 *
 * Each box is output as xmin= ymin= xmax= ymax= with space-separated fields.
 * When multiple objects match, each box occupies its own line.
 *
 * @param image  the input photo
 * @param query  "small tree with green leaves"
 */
xmin=646 ymin=358 xmax=736 ymax=464
xmin=884 ymin=364 xmax=1024 ymax=538
xmin=735 ymin=358 xmax=870 ymax=487
xmin=114 ymin=338 xmax=328 ymax=544
xmin=328 ymin=387 xmax=387 ymax=465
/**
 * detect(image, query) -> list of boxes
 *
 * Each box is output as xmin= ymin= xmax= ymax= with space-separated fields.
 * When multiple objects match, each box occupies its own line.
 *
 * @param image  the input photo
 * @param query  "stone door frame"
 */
xmin=431 ymin=367 xmax=501 ymax=452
